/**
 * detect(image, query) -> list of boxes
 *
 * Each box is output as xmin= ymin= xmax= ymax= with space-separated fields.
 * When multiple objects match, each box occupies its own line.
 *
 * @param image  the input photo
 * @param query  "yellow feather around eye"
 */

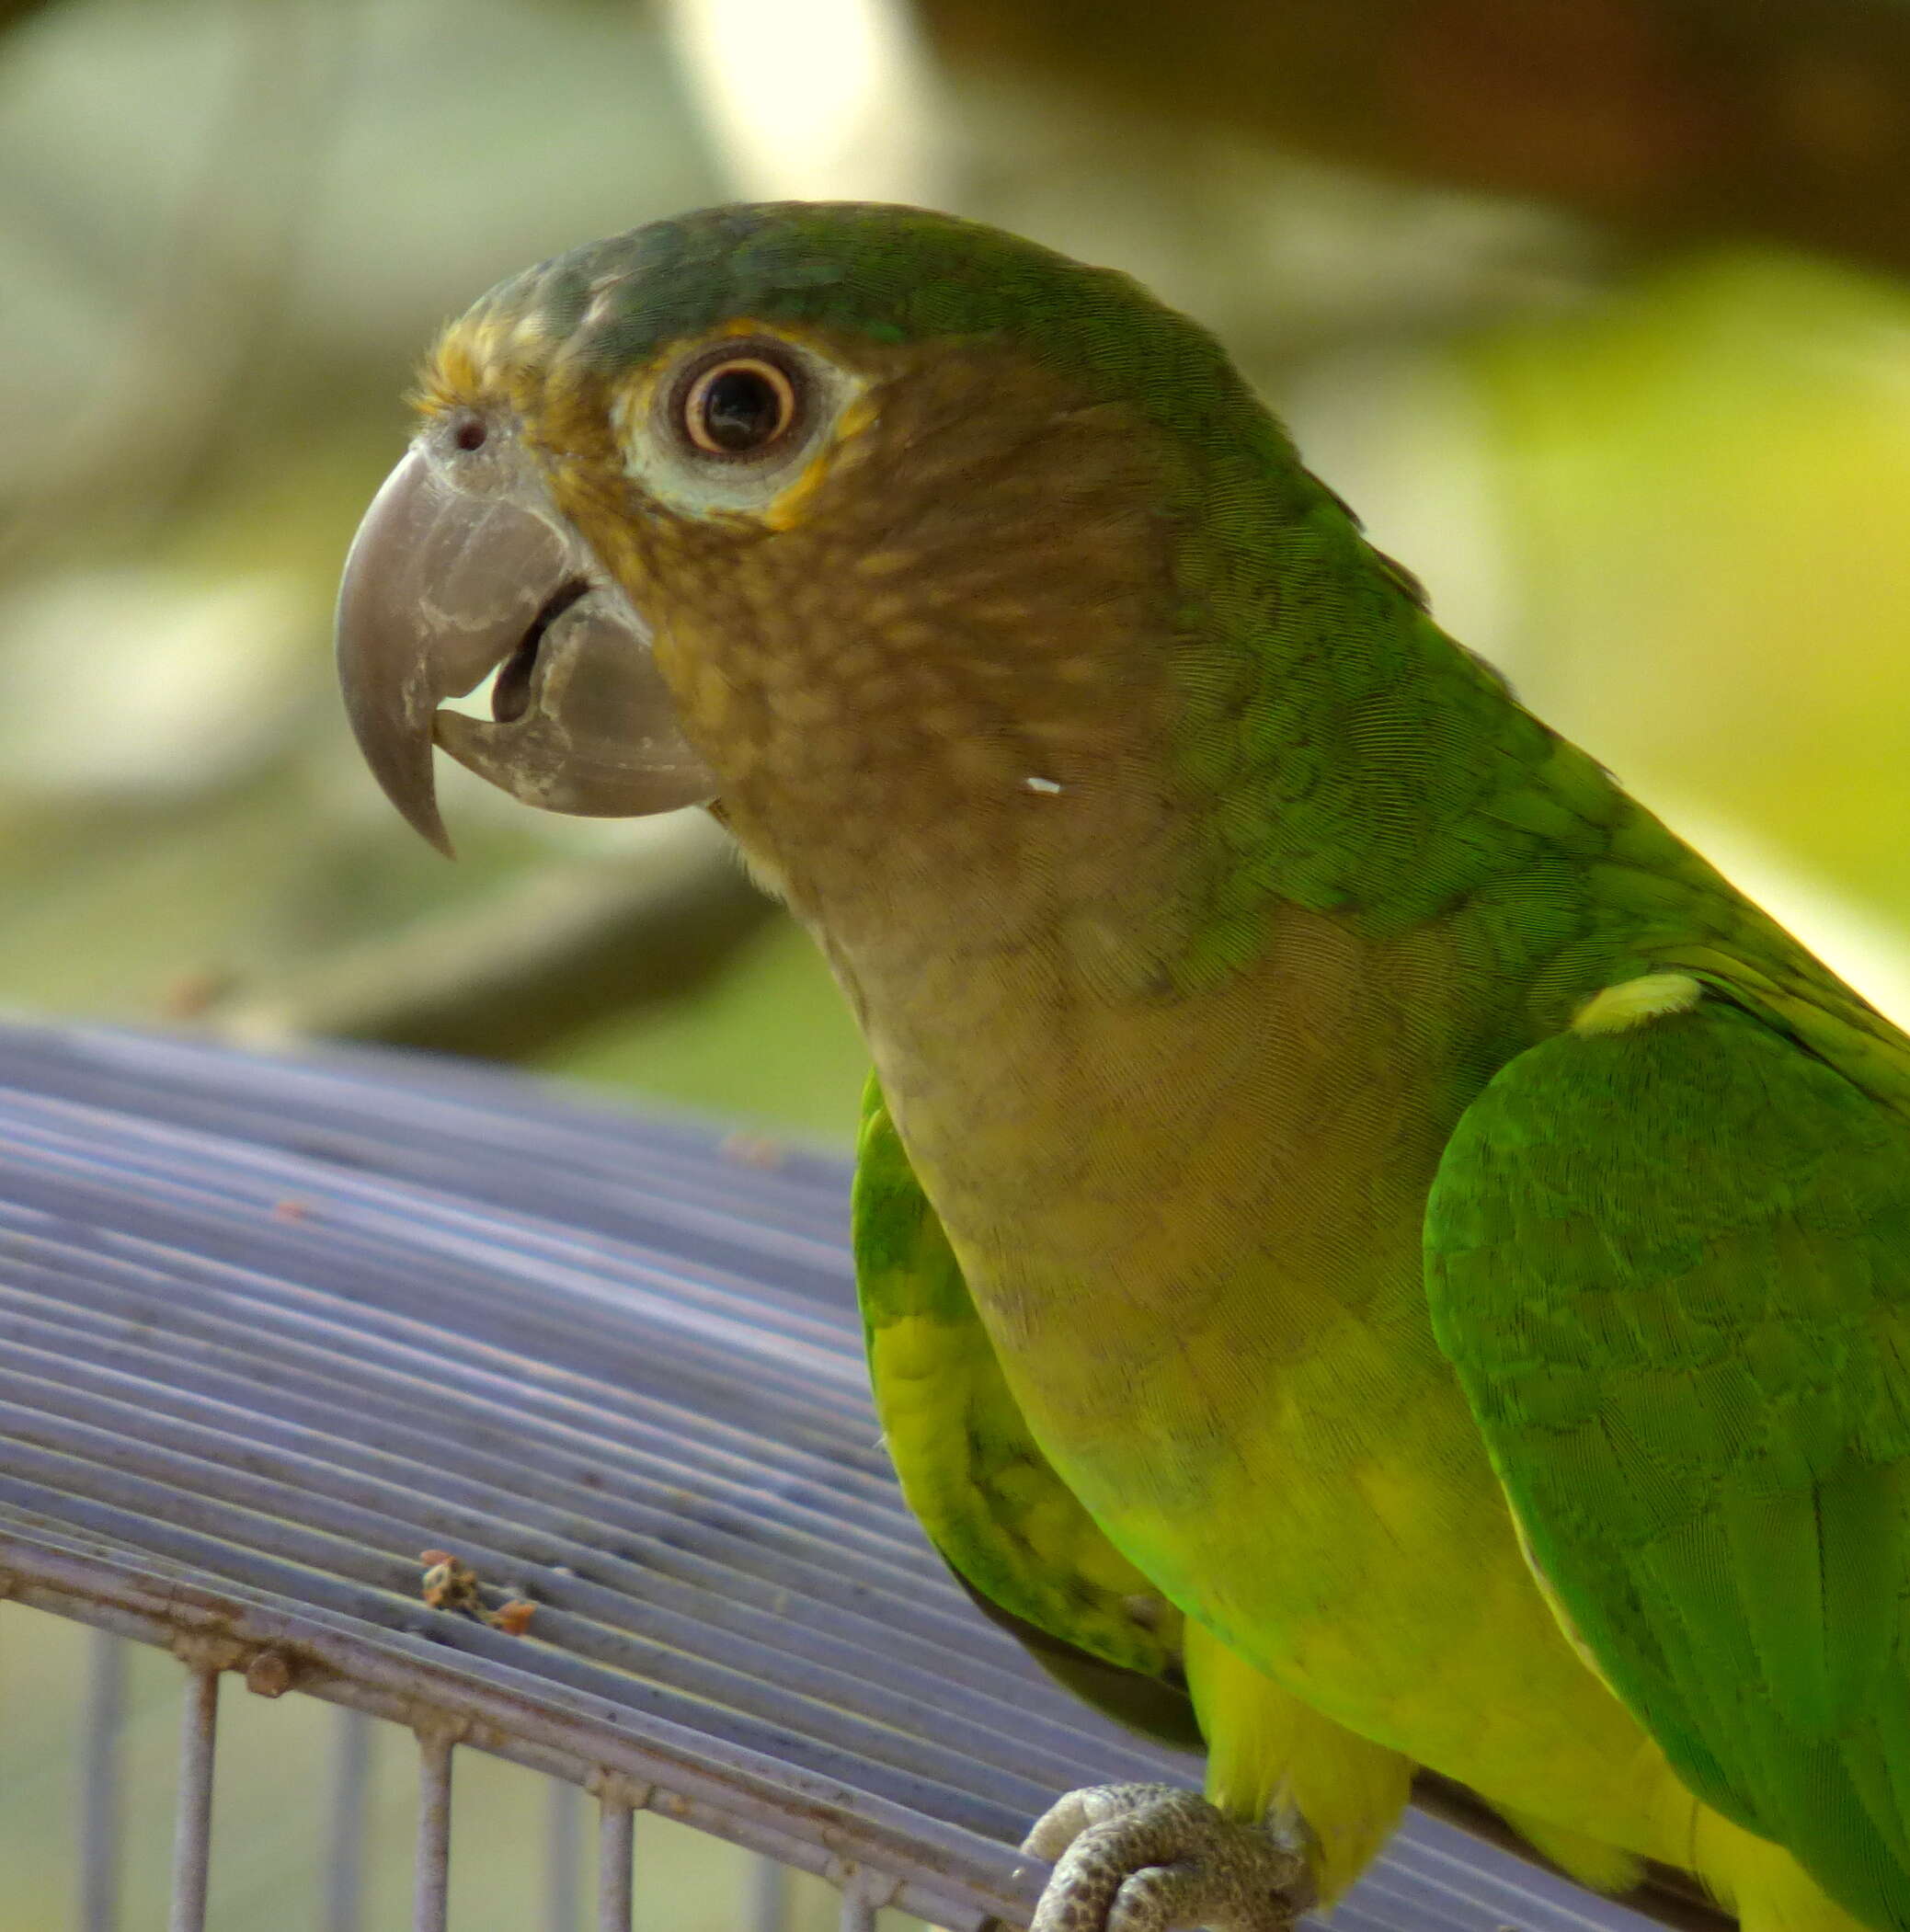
xmin=763 ymin=392 xmax=881 ymax=532
xmin=603 ymin=319 xmax=875 ymax=526
xmin=608 ymin=364 xmax=662 ymax=455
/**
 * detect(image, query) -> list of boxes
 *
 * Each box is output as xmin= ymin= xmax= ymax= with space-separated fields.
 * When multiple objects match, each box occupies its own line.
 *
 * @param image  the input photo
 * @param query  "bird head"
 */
xmin=339 ymin=204 xmax=1321 ymax=877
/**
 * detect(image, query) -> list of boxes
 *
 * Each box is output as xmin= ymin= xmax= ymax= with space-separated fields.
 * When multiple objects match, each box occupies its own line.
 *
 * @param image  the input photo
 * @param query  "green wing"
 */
xmin=852 ymin=1075 xmax=1200 ymax=1749
xmin=1424 ymin=989 xmax=1910 ymax=1932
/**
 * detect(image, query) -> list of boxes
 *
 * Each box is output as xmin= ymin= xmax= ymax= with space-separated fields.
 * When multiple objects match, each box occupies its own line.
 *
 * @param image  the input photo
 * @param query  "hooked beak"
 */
xmin=336 ymin=438 xmax=715 ymax=855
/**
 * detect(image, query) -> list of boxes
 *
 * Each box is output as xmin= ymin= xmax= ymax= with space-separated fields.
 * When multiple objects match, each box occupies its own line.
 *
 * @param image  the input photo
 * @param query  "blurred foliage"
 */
xmin=546 ymin=911 xmax=871 ymax=1141
xmin=918 ymin=0 xmax=1910 ymax=278
xmin=1473 ymin=251 xmax=1910 ymax=909
xmin=3 ymin=0 xmax=1910 ymax=1925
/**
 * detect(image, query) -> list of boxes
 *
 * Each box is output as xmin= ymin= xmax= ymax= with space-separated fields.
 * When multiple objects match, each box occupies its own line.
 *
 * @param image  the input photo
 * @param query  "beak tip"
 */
xmin=390 ymin=772 xmax=458 ymax=861
xmin=338 ymin=693 xmax=461 ymax=859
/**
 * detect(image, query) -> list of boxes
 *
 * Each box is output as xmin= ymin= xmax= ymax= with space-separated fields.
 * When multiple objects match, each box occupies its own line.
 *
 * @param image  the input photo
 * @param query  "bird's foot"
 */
xmin=1022 ymin=1782 xmax=1313 ymax=1932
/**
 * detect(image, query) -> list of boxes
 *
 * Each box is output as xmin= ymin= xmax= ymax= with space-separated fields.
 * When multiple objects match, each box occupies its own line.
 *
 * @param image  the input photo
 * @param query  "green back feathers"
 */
xmin=1427 ymin=996 xmax=1910 ymax=1931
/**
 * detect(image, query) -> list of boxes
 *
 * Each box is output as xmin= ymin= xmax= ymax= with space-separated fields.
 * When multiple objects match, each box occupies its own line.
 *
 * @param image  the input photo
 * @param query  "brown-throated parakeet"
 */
xmin=336 ymin=202 xmax=1910 ymax=1932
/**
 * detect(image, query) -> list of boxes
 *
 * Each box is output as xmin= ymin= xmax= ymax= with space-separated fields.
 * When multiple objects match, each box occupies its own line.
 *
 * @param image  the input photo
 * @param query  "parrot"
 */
xmin=335 ymin=200 xmax=1910 ymax=1932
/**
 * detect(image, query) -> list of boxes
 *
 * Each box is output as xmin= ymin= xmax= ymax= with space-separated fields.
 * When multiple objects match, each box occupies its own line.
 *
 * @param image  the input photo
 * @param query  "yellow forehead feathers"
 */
xmin=414 ymin=311 xmax=551 ymax=418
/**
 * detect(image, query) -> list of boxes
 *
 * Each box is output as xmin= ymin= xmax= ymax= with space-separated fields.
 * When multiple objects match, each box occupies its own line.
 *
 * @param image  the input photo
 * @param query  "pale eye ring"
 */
xmin=679 ymin=353 xmax=801 ymax=457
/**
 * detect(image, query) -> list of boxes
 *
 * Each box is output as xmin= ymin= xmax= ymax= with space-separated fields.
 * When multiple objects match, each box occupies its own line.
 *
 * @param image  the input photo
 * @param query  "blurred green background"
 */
xmin=2 ymin=0 xmax=1909 ymax=1923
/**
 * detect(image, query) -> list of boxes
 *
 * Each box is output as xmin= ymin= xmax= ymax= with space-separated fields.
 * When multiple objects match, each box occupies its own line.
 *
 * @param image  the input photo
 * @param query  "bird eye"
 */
xmin=678 ymin=354 xmax=800 ymax=458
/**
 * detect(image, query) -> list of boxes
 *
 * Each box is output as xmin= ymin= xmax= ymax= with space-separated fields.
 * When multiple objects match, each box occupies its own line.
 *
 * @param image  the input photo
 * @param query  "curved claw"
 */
xmin=1023 ymin=1784 xmax=1311 ymax=1932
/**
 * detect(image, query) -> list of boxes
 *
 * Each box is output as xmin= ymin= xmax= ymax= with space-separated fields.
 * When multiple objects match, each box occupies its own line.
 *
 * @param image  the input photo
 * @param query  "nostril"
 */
xmin=493 ymin=579 xmax=588 ymax=723
xmin=453 ymin=414 xmax=487 ymax=453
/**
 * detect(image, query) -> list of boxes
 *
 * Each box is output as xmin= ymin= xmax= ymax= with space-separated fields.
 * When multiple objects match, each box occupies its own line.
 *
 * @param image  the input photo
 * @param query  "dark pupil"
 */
xmin=701 ymin=369 xmax=783 ymax=452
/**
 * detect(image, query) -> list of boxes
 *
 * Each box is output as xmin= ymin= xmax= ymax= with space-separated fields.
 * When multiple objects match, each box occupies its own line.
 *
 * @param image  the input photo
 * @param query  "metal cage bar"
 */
xmin=326 ymin=1706 xmax=373 ymax=1932
xmin=750 ymin=1852 xmax=789 ymax=1932
xmin=840 ymin=1869 xmax=885 ymax=1932
xmin=166 ymin=1664 xmax=220 ymax=1932
xmin=597 ymin=1794 xmax=635 ymax=1932
xmin=77 ymin=1626 xmax=125 ymax=1932
xmin=413 ymin=1730 xmax=455 ymax=1932
xmin=547 ymin=1778 xmax=583 ymax=1931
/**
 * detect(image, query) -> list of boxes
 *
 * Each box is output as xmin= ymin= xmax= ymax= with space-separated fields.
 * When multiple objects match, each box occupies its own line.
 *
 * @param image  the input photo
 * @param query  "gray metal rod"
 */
xmin=546 ymin=1777 xmax=582 ymax=1932
xmin=166 ymin=1665 xmax=219 ymax=1932
xmin=77 ymin=1628 xmax=125 ymax=1932
xmin=596 ymin=1798 xmax=634 ymax=1932
xmin=412 ymin=1732 xmax=453 ymax=1932
xmin=839 ymin=1887 xmax=878 ymax=1932
xmin=749 ymin=1853 xmax=787 ymax=1932
xmin=325 ymin=1705 xmax=373 ymax=1932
